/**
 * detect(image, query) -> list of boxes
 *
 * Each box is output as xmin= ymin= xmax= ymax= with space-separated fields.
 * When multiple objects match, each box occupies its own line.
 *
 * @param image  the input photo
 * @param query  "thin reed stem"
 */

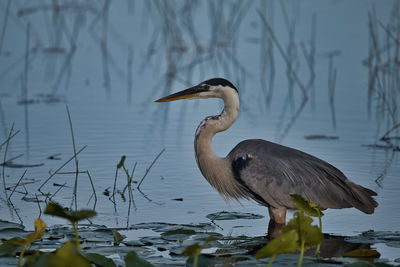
xmin=2 ymin=123 xmax=14 ymax=196
xmin=0 ymin=130 xmax=20 ymax=149
xmin=35 ymin=194 xmax=42 ymax=217
xmin=137 ymin=148 xmax=165 ymax=189
xmin=85 ymin=171 xmax=97 ymax=209
xmin=8 ymin=169 xmax=27 ymax=200
xmin=0 ymin=0 xmax=11 ymax=56
xmin=66 ymin=106 xmax=79 ymax=210
xmin=258 ymin=10 xmax=308 ymax=101
xmin=49 ymin=182 xmax=67 ymax=201
xmin=38 ymin=145 xmax=87 ymax=191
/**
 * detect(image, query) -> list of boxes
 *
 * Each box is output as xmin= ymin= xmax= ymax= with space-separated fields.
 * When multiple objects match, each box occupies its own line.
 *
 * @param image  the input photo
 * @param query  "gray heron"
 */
xmin=155 ymin=78 xmax=378 ymax=232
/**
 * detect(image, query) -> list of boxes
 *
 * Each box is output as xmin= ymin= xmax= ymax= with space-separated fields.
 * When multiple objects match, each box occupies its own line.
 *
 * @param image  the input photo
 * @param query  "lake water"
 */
xmin=0 ymin=0 xmax=399 ymax=264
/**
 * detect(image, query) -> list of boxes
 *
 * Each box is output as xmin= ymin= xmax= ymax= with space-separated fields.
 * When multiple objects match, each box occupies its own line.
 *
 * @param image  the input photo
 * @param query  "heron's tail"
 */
xmin=347 ymin=181 xmax=378 ymax=214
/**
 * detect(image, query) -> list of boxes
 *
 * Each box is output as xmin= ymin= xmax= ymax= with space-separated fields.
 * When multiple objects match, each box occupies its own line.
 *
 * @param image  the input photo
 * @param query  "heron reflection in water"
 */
xmin=155 ymin=78 xmax=377 ymax=236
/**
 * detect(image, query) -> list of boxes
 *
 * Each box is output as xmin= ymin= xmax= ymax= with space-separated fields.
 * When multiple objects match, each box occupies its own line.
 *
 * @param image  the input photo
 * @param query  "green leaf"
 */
xmin=284 ymin=212 xmax=323 ymax=247
xmin=24 ymin=241 xmax=91 ymax=267
xmin=302 ymin=224 xmax=323 ymax=247
xmin=182 ymin=243 xmax=203 ymax=257
xmin=255 ymin=230 xmax=299 ymax=259
xmin=112 ymin=230 xmax=126 ymax=246
xmin=71 ymin=210 xmax=97 ymax=222
xmin=0 ymin=237 xmax=23 ymax=256
xmin=82 ymin=252 xmax=116 ymax=267
xmin=44 ymin=202 xmax=71 ymax=220
xmin=44 ymin=202 xmax=96 ymax=223
xmin=290 ymin=194 xmax=324 ymax=217
xmin=24 ymin=218 xmax=46 ymax=246
xmin=343 ymin=249 xmax=381 ymax=258
xmin=47 ymin=241 xmax=91 ymax=267
xmin=125 ymin=251 xmax=154 ymax=267
xmin=23 ymin=252 xmax=51 ymax=267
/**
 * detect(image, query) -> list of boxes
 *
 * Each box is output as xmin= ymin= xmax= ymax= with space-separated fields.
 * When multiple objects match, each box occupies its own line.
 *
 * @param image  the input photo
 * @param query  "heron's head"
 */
xmin=155 ymin=78 xmax=238 ymax=102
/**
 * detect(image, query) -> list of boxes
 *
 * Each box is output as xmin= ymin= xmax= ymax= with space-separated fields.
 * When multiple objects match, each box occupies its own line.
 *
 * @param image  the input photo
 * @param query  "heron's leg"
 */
xmin=267 ymin=219 xmax=285 ymax=239
xmin=268 ymin=206 xmax=286 ymax=224
xmin=267 ymin=206 xmax=287 ymax=239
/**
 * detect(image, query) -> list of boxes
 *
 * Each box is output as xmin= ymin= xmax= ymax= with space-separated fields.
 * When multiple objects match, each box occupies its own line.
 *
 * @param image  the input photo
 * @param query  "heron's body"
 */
xmin=156 ymin=78 xmax=378 ymax=227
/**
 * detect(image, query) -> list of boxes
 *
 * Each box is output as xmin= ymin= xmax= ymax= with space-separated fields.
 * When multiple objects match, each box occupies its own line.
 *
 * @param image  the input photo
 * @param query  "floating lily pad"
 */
xmin=343 ymin=248 xmax=380 ymax=258
xmin=161 ymin=228 xmax=197 ymax=241
xmin=139 ymin=236 xmax=169 ymax=246
xmin=131 ymin=222 xmax=214 ymax=233
xmin=202 ymin=247 xmax=249 ymax=257
xmin=82 ymin=252 xmax=116 ymax=267
xmin=123 ymin=240 xmax=146 ymax=247
xmin=85 ymin=245 xmax=154 ymax=259
xmin=206 ymin=211 xmax=264 ymax=221
xmin=191 ymin=232 xmax=223 ymax=241
xmin=0 ymin=228 xmax=27 ymax=240
xmin=186 ymin=255 xmax=224 ymax=267
xmin=346 ymin=231 xmax=400 ymax=248
xmin=345 ymin=262 xmax=394 ymax=267
xmin=125 ymin=250 xmax=154 ymax=267
xmin=144 ymin=255 xmax=186 ymax=266
xmin=0 ymin=237 xmax=23 ymax=256
xmin=0 ymin=220 xmax=24 ymax=231
xmin=221 ymin=235 xmax=267 ymax=250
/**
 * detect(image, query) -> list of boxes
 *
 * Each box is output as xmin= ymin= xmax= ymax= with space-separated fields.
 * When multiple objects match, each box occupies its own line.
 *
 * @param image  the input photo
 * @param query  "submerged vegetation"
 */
xmin=0 ymin=202 xmax=154 ymax=267
xmin=256 ymin=195 xmax=324 ymax=267
xmin=0 ymin=201 xmax=395 ymax=267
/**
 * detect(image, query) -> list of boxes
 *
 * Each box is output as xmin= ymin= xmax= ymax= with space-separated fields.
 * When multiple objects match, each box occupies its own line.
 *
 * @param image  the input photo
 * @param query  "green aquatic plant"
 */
xmin=44 ymin=202 xmax=96 ymax=250
xmin=0 ymin=218 xmax=46 ymax=266
xmin=18 ymin=218 xmax=46 ymax=267
xmin=256 ymin=195 xmax=324 ymax=267
xmin=112 ymin=229 xmax=126 ymax=246
xmin=343 ymin=248 xmax=380 ymax=259
xmin=290 ymin=194 xmax=324 ymax=218
xmin=125 ymin=250 xmax=154 ymax=267
xmin=23 ymin=240 xmax=91 ymax=267
xmin=284 ymin=211 xmax=323 ymax=266
xmin=183 ymin=243 xmax=203 ymax=267
xmin=255 ymin=230 xmax=299 ymax=267
xmin=290 ymin=194 xmax=324 ymax=255
xmin=3 ymin=218 xmax=47 ymax=267
xmin=0 ymin=202 xmax=153 ymax=267
xmin=182 ymin=236 xmax=214 ymax=267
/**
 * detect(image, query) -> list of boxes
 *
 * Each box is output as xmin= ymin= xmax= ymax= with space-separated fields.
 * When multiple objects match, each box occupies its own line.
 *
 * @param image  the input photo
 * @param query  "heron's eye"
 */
xmin=200 ymin=84 xmax=210 ymax=91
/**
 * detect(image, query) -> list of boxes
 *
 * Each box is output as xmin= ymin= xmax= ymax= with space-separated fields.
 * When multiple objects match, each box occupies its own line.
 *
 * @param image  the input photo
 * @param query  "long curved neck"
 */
xmin=194 ymin=91 xmax=245 ymax=199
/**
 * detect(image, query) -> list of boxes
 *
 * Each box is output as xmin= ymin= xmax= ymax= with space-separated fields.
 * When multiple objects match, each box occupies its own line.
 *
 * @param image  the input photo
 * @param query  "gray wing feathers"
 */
xmin=228 ymin=139 xmax=378 ymax=214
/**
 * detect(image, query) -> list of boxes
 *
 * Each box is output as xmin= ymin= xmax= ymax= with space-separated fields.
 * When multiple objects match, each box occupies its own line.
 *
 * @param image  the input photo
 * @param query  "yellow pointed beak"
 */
xmin=154 ymin=86 xmax=200 ymax=102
